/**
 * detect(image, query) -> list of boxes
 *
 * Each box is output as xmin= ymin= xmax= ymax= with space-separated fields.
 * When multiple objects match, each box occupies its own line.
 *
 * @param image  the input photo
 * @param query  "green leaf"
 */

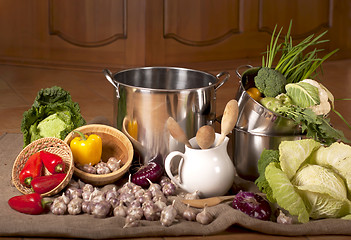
xmin=279 ymin=139 xmax=321 ymax=180
xmin=311 ymin=142 xmax=351 ymax=199
xmin=265 ymin=162 xmax=310 ymax=223
xmin=293 ymin=164 xmax=351 ymax=219
xmin=285 ymin=82 xmax=320 ymax=107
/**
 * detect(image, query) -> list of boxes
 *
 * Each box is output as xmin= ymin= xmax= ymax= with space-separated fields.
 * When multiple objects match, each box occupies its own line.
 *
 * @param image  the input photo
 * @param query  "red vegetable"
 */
xmin=19 ymin=152 xmax=43 ymax=187
xmin=8 ymin=193 xmax=50 ymax=215
xmin=31 ymin=173 xmax=67 ymax=194
xmin=232 ymin=191 xmax=271 ymax=221
xmin=131 ymin=155 xmax=164 ymax=188
xmin=40 ymin=151 xmax=65 ymax=174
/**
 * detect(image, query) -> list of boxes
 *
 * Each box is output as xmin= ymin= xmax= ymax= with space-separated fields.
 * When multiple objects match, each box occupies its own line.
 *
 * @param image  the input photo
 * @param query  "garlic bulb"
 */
xmin=107 ymin=157 xmax=121 ymax=172
xmin=51 ymin=198 xmax=67 ymax=215
xmin=196 ymin=205 xmax=213 ymax=225
xmin=183 ymin=204 xmax=197 ymax=221
xmin=160 ymin=200 xmax=177 ymax=227
xmin=68 ymin=198 xmax=83 ymax=215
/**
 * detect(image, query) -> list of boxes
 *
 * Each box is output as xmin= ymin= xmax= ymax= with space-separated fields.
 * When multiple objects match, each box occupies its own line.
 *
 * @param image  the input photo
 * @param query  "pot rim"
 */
xmin=110 ymin=66 xmax=225 ymax=92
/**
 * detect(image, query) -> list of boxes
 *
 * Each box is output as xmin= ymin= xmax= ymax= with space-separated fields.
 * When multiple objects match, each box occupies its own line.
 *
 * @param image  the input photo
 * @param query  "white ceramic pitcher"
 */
xmin=164 ymin=133 xmax=235 ymax=198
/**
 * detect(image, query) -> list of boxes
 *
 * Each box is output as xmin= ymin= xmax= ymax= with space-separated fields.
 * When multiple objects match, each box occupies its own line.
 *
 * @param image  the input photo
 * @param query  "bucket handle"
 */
xmin=103 ymin=69 xmax=120 ymax=98
xmin=214 ymin=71 xmax=230 ymax=91
xmin=235 ymin=65 xmax=253 ymax=79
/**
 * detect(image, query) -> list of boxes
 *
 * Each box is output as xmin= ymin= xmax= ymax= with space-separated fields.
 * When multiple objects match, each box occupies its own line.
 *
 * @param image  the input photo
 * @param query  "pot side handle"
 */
xmin=214 ymin=71 xmax=230 ymax=91
xmin=103 ymin=69 xmax=120 ymax=98
xmin=235 ymin=65 xmax=253 ymax=79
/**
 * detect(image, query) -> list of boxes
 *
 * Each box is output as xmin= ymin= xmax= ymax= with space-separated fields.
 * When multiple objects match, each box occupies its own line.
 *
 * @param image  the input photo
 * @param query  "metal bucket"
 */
xmin=233 ymin=66 xmax=304 ymax=180
xmin=103 ymin=67 xmax=229 ymax=164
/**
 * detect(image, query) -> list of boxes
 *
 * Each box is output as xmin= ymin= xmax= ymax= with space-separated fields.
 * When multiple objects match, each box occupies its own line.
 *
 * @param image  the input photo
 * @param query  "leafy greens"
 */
xmin=21 ymin=86 xmax=86 ymax=147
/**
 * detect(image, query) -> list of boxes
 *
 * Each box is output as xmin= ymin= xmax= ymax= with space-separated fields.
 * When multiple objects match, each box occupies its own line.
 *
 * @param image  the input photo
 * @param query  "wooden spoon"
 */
xmin=166 ymin=117 xmax=192 ymax=148
xmin=215 ymin=99 xmax=239 ymax=147
xmin=196 ymin=125 xmax=215 ymax=149
xmin=182 ymin=195 xmax=236 ymax=208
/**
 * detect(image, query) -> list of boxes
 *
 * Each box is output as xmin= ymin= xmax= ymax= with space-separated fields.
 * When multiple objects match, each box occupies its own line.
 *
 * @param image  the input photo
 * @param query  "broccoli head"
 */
xmin=254 ymin=67 xmax=286 ymax=97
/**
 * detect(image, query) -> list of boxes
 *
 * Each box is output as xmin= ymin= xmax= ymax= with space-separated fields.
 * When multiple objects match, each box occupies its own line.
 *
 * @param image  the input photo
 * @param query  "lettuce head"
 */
xmin=21 ymin=86 xmax=86 ymax=147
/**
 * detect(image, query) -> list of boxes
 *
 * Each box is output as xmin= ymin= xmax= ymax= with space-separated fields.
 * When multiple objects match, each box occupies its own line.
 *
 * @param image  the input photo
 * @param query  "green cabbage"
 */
xmin=21 ymin=86 xmax=86 ymax=147
xmin=257 ymin=139 xmax=351 ymax=222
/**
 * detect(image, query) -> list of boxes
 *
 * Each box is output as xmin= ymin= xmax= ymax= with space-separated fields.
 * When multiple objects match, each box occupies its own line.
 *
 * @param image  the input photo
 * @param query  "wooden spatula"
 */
xmin=181 ymin=195 xmax=236 ymax=208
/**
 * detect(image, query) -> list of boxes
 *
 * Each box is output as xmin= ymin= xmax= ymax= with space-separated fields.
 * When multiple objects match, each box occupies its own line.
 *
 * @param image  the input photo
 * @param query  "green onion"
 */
xmin=262 ymin=20 xmax=338 ymax=83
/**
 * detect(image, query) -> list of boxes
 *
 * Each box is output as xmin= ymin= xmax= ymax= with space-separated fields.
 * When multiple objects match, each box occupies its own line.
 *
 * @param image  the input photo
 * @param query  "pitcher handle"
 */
xmin=103 ymin=69 xmax=120 ymax=98
xmin=164 ymin=151 xmax=186 ymax=189
xmin=214 ymin=71 xmax=230 ymax=91
xmin=235 ymin=65 xmax=253 ymax=79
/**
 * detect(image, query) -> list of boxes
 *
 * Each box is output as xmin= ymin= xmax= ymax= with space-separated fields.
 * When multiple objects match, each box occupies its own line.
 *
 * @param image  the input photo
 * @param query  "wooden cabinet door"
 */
xmin=0 ymin=0 xmax=146 ymax=70
xmin=145 ymin=0 xmax=351 ymax=66
xmin=0 ymin=0 xmax=349 ymax=69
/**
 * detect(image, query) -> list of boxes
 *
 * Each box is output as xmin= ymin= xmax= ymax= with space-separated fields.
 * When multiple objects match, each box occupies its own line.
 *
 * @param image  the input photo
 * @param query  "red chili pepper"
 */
xmin=8 ymin=193 xmax=50 ymax=215
xmin=31 ymin=173 xmax=67 ymax=194
xmin=40 ymin=151 xmax=66 ymax=174
xmin=19 ymin=152 xmax=43 ymax=187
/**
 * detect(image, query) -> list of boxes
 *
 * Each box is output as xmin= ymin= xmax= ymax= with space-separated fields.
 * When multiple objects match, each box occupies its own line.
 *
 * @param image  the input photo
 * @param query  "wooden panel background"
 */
xmin=0 ymin=0 xmax=349 ymax=70
xmin=49 ymin=0 xmax=127 ymax=47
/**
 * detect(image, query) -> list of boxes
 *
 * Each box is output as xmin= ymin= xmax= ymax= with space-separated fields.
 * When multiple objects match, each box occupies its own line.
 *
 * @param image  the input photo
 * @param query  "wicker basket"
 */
xmin=64 ymin=124 xmax=134 ymax=186
xmin=12 ymin=137 xmax=74 ymax=197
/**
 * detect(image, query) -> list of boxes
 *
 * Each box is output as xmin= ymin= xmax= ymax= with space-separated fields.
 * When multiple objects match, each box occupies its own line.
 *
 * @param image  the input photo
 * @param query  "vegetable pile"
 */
xmin=10 ymin=175 xmax=214 ymax=227
xmin=256 ymin=139 xmax=351 ymax=223
xmin=247 ymin=21 xmax=350 ymax=145
xmin=21 ymin=86 xmax=86 ymax=147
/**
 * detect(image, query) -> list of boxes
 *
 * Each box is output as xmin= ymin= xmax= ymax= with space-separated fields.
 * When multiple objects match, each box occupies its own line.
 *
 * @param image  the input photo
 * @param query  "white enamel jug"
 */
xmin=164 ymin=133 xmax=235 ymax=198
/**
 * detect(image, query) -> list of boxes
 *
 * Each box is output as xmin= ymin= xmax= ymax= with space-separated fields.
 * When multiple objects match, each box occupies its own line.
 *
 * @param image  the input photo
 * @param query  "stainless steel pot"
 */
xmin=103 ymin=67 xmax=229 ymax=164
xmin=233 ymin=128 xmax=304 ymax=181
xmin=233 ymin=65 xmax=304 ymax=180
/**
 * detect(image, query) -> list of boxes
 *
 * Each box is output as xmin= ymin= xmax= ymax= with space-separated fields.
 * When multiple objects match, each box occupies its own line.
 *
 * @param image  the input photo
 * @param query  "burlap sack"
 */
xmin=1 ymin=133 xmax=351 ymax=239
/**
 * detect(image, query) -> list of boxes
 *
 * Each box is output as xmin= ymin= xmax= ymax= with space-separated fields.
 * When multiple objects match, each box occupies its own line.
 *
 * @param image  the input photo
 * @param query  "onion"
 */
xmin=131 ymin=156 xmax=164 ymax=188
xmin=231 ymin=191 xmax=271 ymax=221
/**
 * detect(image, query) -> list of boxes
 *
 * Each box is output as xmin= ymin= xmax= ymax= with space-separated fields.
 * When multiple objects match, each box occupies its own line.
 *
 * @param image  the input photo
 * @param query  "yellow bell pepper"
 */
xmin=70 ymin=131 xmax=102 ymax=166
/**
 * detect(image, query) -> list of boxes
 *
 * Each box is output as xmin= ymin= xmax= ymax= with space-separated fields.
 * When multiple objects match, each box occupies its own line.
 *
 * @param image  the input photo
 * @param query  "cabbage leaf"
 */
xmin=279 ymin=139 xmax=321 ymax=180
xmin=292 ymin=163 xmax=351 ymax=219
xmin=285 ymin=82 xmax=320 ymax=108
xmin=296 ymin=185 xmax=351 ymax=219
xmin=293 ymin=164 xmax=347 ymax=200
xmin=311 ymin=142 xmax=351 ymax=198
xmin=265 ymin=162 xmax=310 ymax=223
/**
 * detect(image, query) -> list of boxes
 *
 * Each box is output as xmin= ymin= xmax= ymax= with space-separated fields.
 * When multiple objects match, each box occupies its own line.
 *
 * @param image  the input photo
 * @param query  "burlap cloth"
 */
xmin=1 ymin=133 xmax=351 ymax=239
